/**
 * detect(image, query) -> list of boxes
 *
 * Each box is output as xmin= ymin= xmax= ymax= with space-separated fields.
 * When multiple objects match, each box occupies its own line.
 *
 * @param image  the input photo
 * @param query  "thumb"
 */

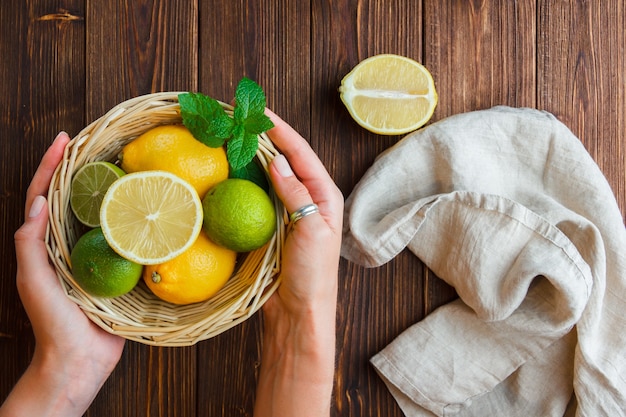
xmin=15 ymin=130 xmax=70 ymax=283
xmin=15 ymin=195 xmax=57 ymax=297
xmin=15 ymin=194 xmax=48 ymax=247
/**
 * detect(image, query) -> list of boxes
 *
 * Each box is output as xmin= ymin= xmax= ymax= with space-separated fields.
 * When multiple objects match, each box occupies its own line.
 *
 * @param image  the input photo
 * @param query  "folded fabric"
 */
xmin=341 ymin=106 xmax=626 ymax=416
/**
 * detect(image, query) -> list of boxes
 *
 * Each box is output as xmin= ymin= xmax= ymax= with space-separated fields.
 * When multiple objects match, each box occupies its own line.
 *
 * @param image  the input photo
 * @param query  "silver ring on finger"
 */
xmin=289 ymin=203 xmax=320 ymax=225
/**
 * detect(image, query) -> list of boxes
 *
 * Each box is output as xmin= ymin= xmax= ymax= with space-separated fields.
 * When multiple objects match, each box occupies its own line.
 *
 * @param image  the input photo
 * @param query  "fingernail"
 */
xmin=273 ymin=154 xmax=294 ymax=177
xmin=29 ymin=195 xmax=46 ymax=218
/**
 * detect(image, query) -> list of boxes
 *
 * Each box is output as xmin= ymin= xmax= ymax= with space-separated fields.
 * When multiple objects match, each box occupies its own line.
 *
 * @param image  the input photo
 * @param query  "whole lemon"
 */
xmin=70 ymin=228 xmax=143 ymax=297
xmin=119 ymin=125 xmax=228 ymax=198
xmin=202 ymin=179 xmax=277 ymax=252
xmin=143 ymin=230 xmax=237 ymax=305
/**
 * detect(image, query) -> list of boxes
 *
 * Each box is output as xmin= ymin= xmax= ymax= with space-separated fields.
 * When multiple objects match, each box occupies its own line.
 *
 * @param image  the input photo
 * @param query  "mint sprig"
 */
xmin=178 ymin=77 xmax=274 ymax=172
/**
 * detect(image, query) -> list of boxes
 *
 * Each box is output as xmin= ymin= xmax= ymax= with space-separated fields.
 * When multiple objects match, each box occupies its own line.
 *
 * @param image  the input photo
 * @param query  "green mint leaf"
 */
xmin=227 ymin=125 xmax=259 ymax=171
xmin=230 ymin=159 xmax=269 ymax=192
xmin=179 ymin=79 xmax=273 ymax=172
xmin=234 ymin=77 xmax=265 ymax=122
xmin=212 ymin=113 xmax=235 ymax=138
xmin=233 ymin=78 xmax=274 ymax=133
xmin=178 ymin=92 xmax=230 ymax=147
xmin=243 ymin=112 xmax=275 ymax=135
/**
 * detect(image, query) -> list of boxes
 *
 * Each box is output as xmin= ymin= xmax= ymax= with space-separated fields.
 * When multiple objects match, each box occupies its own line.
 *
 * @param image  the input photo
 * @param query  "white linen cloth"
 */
xmin=341 ymin=106 xmax=626 ymax=416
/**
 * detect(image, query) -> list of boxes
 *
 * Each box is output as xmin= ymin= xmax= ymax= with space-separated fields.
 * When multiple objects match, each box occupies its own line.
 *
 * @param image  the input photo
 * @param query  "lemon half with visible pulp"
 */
xmin=339 ymin=54 xmax=438 ymax=135
xmin=100 ymin=170 xmax=203 ymax=265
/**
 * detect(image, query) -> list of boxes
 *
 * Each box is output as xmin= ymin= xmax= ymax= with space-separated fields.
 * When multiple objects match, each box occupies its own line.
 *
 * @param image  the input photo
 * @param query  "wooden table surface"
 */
xmin=1 ymin=1 xmax=624 ymax=416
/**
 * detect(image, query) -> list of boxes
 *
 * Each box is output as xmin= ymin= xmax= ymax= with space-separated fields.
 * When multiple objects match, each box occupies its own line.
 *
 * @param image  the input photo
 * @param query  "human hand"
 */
xmin=264 ymin=110 xmax=344 ymax=321
xmin=254 ymin=111 xmax=343 ymax=417
xmin=1 ymin=132 xmax=124 ymax=417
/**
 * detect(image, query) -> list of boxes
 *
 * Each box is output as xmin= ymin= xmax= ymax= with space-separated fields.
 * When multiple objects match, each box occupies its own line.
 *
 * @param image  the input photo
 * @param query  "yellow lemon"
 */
xmin=100 ymin=170 xmax=203 ymax=265
xmin=339 ymin=54 xmax=438 ymax=135
xmin=119 ymin=124 xmax=229 ymax=198
xmin=144 ymin=230 xmax=237 ymax=305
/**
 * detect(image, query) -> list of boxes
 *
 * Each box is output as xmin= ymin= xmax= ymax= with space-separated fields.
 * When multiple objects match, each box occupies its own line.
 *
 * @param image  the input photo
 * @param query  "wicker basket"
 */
xmin=45 ymin=92 xmax=286 ymax=346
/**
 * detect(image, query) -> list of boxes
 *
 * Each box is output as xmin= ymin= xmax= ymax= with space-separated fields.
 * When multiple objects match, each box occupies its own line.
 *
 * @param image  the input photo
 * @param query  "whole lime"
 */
xmin=202 ymin=179 xmax=277 ymax=252
xmin=70 ymin=228 xmax=143 ymax=297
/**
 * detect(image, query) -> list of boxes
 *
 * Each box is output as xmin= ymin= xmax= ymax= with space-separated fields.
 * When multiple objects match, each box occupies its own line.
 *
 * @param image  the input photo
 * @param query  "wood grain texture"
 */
xmin=0 ymin=0 xmax=86 ymax=399
xmin=538 ymin=0 xmax=625 ymax=218
xmin=197 ymin=2 xmax=312 ymax=414
xmin=199 ymin=0 xmax=312 ymax=136
xmin=86 ymin=0 xmax=198 ymax=116
xmin=197 ymin=321 xmax=263 ymax=416
xmin=83 ymin=2 xmax=199 ymax=416
xmin=1 ymin=1 xmax=624 ymax=416
xmin=424 ymin=0 xmax=537 ymax=115
xmin=421 ymin=0 xmax=538 ymax=314
xmin=310 ymin=2 xmax=432 ymax=415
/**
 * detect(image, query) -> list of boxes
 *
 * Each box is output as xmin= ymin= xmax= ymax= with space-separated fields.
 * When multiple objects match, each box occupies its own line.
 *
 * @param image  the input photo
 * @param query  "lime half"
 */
xmin=70 ymin=161 xmax=126 ymax=227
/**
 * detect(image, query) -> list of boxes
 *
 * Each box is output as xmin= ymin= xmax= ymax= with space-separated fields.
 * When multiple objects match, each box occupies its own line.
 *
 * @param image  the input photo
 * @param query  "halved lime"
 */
xmin=70 ymin=161 xmax=126 ymax=227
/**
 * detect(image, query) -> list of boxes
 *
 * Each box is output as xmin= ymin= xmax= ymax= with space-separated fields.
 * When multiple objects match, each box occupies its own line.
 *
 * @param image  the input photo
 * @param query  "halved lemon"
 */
xmin=339 ymin=54 xmax=438 ymax=135
xmin=100 ymin=171 xmax=203 ymax=265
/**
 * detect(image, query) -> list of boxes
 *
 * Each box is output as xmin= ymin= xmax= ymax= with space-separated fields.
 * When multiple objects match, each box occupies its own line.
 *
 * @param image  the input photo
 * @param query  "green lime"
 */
xmin=202 ymin=179 xmax=277 ymax=252
xmin=70 ymin=228 xmax=143 ymax=297
xmin=70 ymin=161 xmax=126 ymax=227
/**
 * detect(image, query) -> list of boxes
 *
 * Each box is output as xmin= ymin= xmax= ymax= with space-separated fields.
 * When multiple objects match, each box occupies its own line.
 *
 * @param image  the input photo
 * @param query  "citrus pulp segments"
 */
xmin=339 ymin=54 xmax=438 ymax=135
xmin=100 ymin=170 xmax=203 ymax=265
xmin=70 ymin=161 xmax=125 ymax=227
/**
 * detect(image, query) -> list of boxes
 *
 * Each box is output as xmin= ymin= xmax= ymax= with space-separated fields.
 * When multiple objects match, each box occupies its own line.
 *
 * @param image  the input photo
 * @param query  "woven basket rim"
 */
xmin=45 ymin=91 xmax=286 ymax=346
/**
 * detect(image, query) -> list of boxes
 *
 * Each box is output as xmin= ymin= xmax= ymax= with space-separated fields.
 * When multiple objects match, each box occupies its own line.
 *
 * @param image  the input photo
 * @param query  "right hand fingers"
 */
xmin=265 ymin=110 xmax=343 ymax=231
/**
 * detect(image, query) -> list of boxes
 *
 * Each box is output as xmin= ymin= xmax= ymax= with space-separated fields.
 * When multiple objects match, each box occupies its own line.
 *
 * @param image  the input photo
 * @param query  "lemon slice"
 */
xmin=339 ymin=54 xmax=438 ymax=135
xmin=100 ymin=171 xmax=203 ymax=265
xmin=70 ymin=161 xmax=126 ymax=227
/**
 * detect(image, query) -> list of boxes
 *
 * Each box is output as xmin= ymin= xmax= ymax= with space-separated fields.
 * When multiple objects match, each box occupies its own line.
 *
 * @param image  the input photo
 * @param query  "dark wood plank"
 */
xmin=2 ymin=1 xmax=625 ymax=416
xmin=310 ymin=1 xmax=432 ymax=415
xmin=425 ymin=0 xmax=537 ymax=116
xmin=334 ymin=256 xmax=426 ymax=417
xmin=422 ymin=0 xmax=537 ymax=311
xmin=199 ymin=0 xmax=312 ymax=136
xmin=197 ymin=1 xmax=312 ymax=414
xmin=86 ymin=0 xmax=199 ymax=115
xmin=196 ymin=322 xmax=263 ymax=416
xmin=0 ymin=0 xmax=86 ymax=400
xmin=538 ymin=1 xmax=625 ymax=217
xmin=84 ymin=2 xmax=199 ymax=416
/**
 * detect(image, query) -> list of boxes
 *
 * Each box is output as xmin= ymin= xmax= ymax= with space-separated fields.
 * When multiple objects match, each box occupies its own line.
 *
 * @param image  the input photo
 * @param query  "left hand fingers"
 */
xmin=24 ymin=132 xmax=70 ymax=218
xmin=15 ymin=132 xmax=72 ymax=328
